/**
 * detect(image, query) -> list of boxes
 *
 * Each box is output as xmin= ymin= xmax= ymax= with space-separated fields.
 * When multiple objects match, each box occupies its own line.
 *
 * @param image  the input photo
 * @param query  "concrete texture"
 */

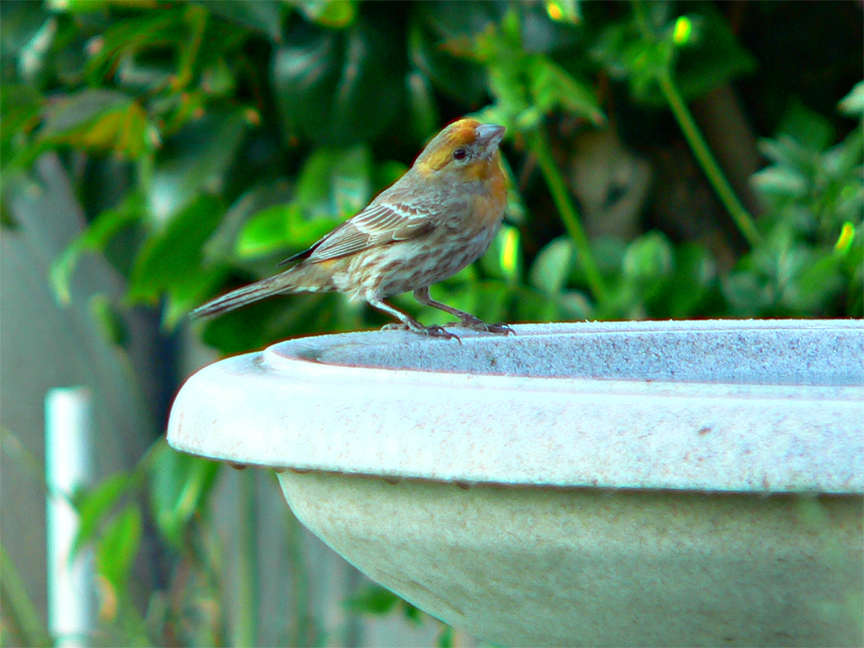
xmin=170 ymin=320 xmax=863 ymax=493
xmin=168 ymin=319 xmax=864 ymax=646
xmin=278 ymin=472 xmax=862 ymax=648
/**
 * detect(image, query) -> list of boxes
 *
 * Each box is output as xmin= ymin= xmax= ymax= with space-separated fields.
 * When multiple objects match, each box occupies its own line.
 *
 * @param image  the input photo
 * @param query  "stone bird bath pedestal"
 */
xmin=167 ymin=319 xmax=863 ymax=647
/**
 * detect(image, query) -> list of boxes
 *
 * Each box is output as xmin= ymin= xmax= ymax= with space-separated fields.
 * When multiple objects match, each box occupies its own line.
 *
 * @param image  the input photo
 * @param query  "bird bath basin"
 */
xmin=167 ymin=320 xmax=864 ymax=647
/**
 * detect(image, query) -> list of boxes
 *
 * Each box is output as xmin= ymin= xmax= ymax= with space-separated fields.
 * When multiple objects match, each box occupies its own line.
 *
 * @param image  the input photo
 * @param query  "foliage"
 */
xmin=2 ymin=0 xmax=861 ymax=645
xmin=68 ymin=442 xmax=223 ymax=647
xmin=729 ymin=95 xmax=864 ymax=315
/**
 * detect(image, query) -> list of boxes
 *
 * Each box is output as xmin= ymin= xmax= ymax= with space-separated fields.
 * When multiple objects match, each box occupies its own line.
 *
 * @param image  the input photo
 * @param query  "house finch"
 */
xmin=193 ymin=118 xmax=511 ymax=339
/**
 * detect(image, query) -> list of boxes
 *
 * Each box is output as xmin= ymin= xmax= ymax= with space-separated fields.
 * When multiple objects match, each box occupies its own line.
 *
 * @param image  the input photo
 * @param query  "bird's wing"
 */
xmin=299 ymin=202 xmax=435 ymax=263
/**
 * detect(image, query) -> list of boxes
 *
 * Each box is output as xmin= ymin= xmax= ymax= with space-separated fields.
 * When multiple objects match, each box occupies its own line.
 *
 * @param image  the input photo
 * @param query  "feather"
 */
xmin=277 ymin=202 xmax=435 ymax=266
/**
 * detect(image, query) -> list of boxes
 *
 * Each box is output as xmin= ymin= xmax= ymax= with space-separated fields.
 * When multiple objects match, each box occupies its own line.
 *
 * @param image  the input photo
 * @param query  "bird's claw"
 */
xmin=381 ymin=322 xmax=461 ymax=342
xmin=422 ymin=324 xmax=461 ymax=341
xmin=483 ymin=322 xmax=515 ymax=335
xmin=451 ymin=317 xmax=514 ymax=335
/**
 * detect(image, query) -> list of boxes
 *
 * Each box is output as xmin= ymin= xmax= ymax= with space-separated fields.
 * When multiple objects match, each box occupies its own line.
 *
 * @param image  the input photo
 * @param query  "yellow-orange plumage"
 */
xmin=193 ymin=118 xmax=510 ymax=339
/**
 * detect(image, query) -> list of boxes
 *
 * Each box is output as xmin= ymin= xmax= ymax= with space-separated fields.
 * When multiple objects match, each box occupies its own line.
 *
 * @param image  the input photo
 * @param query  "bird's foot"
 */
xmin=381 ymin=322 xmax=461 ymax=341
xmin=451 ymin=316 xmax=514 ymax=335
xmin=420 ymin=324 xmax=461 ymax=341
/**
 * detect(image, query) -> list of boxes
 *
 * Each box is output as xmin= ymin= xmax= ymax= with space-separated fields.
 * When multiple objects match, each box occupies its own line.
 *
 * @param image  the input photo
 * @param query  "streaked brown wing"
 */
xmin=304 ymin=202 xmax=434 ymax=263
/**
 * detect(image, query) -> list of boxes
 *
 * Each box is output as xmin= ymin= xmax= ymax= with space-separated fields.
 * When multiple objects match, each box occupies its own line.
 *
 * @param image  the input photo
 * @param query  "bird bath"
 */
xmin=167 ymin=319 xmax=863 ymax=647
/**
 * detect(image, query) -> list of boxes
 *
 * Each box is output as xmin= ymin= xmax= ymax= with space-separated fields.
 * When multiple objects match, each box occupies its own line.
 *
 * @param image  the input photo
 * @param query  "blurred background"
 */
xmin=1 ymin=0 xmax=861 ymax=646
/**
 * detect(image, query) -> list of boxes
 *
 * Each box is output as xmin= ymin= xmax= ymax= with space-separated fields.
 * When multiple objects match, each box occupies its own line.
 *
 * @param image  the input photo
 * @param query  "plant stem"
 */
xmin=234 ymin=470 xmax=259 ymax=647
xmin=631 ymin=0 xmax=762 ymax=248
xmin=659 ymin=70 xmax=762 ymax=247
xmin=285 ymin=506 xmax=312 ymax=646
xmin=529 ymin=127 xmax=607 ymax=302
xmin=0 ymin=542 xmax=52 ymax=647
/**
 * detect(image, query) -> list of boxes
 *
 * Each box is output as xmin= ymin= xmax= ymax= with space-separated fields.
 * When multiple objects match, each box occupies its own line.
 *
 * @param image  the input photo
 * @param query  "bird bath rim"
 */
xmin=167 ymin=319 xmax=864 ymax=495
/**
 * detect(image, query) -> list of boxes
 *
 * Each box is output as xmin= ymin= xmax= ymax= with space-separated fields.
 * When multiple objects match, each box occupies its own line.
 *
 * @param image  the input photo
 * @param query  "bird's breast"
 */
xmin=468 ymin=169 xmax=507 ymax=232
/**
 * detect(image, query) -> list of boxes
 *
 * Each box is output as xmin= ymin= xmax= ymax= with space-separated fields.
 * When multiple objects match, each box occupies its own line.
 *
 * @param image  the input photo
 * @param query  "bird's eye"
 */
xmin=453 ymin=148 xmax=468 ymax=161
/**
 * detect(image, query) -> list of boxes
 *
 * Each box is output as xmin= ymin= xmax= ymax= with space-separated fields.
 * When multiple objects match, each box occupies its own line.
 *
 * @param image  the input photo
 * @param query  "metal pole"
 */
xmin=45 ymin=386 xmax=97 ymax=648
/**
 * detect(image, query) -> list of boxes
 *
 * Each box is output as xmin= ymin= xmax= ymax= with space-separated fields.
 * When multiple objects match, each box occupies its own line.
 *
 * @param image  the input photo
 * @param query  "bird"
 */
xmin=192 ymin=118 xmax=511 ymax=339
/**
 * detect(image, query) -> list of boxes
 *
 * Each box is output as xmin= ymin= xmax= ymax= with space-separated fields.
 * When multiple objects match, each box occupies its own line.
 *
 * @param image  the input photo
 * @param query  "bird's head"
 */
xmin=413 ymin=118 xmax=506 ymax=183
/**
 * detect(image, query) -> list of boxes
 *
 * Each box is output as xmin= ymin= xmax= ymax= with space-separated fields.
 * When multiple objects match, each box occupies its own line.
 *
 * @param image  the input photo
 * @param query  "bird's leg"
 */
xmin=367 ymin=297 xmax=459 ymax=341
xmin=412 ymin=287 xmax=513 ymax=335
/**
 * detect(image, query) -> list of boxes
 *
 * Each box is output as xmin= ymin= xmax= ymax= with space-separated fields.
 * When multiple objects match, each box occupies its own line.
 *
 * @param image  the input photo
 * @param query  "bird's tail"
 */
xmin=192 ymin=271 xmax=302 ymax=319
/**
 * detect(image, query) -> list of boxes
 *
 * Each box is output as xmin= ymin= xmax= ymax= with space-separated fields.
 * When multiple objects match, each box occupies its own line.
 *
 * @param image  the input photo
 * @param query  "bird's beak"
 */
xmin=475 ymin=123 xmax=505 ymax=158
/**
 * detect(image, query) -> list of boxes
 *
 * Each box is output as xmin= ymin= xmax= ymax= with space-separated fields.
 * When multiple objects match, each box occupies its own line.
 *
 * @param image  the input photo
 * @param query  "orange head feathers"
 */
xmin=414 ymin=119 xmax=505 ymax=181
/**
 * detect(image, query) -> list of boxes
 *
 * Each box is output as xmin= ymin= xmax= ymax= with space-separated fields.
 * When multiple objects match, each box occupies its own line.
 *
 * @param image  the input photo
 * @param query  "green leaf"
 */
xmin=235 ymin=203 xmax=337 ymax=260
xmin=593 ymin=5 xmax=754 ymax=106
xmin=518 ymin=2 xmax=581 ymax=52
xmin=128 ymin=194 xmax=228 ymax=325
xmin=785 ymin=251 xmax=844 ymax=312
xmin=671 ymin=8 xmax=755 ymax=101
xmin=723 ymin=260 xmax=773 ymax=316
xmin=50 ymin=192 xmax=146 ymax=305
xmin=200 ymin=293 xmax=333 ymax=354
xmin=290 ymin=0 xmax=357 ymax=28
xmin=89 ymin=294 xmax=129 ymax=347
xmin=0 ymin=84 xmax=42 ymax=164
xmin=235 ymin=204 xmax=297 ymax=258
xmin=584 ymin=237 xmax=627 ymax=278
xmin=759 ymin=135 xmax=810 ymax=169
xmin=824 ymin=130 xmax=864 ymax=181
xmin=0 ymin=542 xmax=52 ymax=648
xmin=148 ymin=110 xmax=248 ymax=221
xmin=405 ymin=70 xmax=440 ymax=141
xmin=164 ymin=277 xmax=229 ymax=330
xmin=113 ymin=54 xmax=176 ymax=94
xmin=1 ymin=1 xmax=50 ymax=57
xmin=498 ymin=225 xmax=522 ymax=282
xmin=751 ymin=165 xmax=809 ymax=200
xmin=485 ymin=62 xmax=532 ymax=130
xmin=199 ymin=58 xmax=236 ymax=98
xmin=204 ymin=181 xmax=295 ymax=263
xmin=47 ymin=0 xmax=159 ymax=13
xmin=660 ymin=244 xmax=716 ymax=318
xmin=529 ymin=57 xmax=605 ymax=125
xmin=775 ymin=101 xmax=835 ymax=151
xmin=72 ymin=472 xmax=132 ymax=560
xmin=838 ymin=81 xmax=864 ymax=118
xmin=272 ymin=17 xmax=404 ymax=146
xmin=622 ymin=231 xmax=673 ymax=286
xmin=479 ymin=225 xmax=521 ymax=281
xmin=39 ymin=89 xmax=153 ymax=159
xmin=374 ymin=160 xmax=409 ymax=191
xmin=530 ymin=237 xmax=572 ymax=294
xmin=295 ymin=145 xmax=372 ymax=219
xmin=331 ymin=146 xmax=372 ymax=216
xmin=834 ymin=221 xmax=857 ymax=256
xmin=408 ymin=11 xmax=489 ymax=106
xmin=543 ymin=0 xmax=581 ymax=26
xmin=436 ymin=624 xmax=454 ymax=648
xmin=149 ymin=442 xmax=220 ymax=549
xmin=558 ymin=290 xmax=593 ymax=320
xmin=591 ymin=20 xmax=671 ymax=102
xmin=402 ymin=600 xmax=423 ymax=624
xmin=344 ymin=584 xmax=400 ymax=615
xmin=197 ymin=0 xmax=284 ymax=41
xmin=84 ymin=8 xmax=188 ymax=84
xmin=97 ymin=505 xmax=142 ymax=589
xmin=460 ymin=8 xmax=599 ymax=134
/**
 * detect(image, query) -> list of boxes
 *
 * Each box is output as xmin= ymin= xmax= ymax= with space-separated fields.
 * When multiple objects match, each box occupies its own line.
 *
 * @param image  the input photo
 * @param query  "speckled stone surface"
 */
xmin=168 ymin=319 xmax=864 ymax=646
xmin=170 ymin=320 xmax=863 ymax=493
xmin=302 ymin=319 xmax=864 ymax=386
xmin=278 ymin=472 xmax=862 ymax=648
